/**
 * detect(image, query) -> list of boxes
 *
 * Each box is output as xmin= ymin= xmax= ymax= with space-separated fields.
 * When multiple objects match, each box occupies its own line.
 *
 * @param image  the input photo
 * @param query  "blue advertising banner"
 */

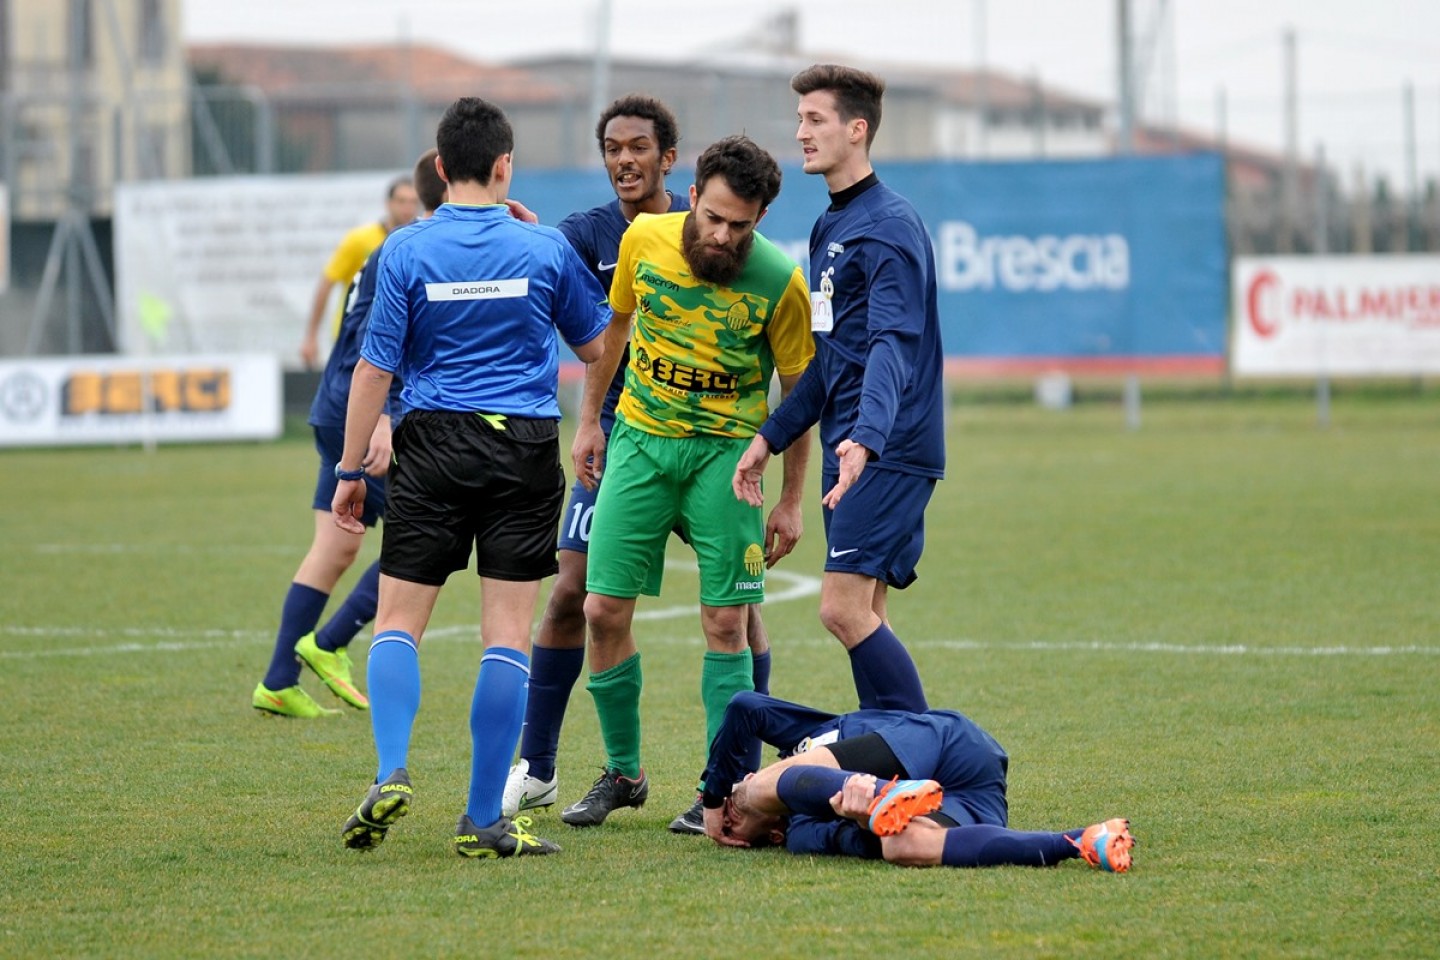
xmin=515 ymin=153 xmax=1227 ymax=366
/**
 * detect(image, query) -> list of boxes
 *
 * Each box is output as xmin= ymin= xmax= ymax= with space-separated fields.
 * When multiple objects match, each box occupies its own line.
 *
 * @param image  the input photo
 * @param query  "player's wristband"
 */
xmin=334 ymin=465 xmax=366 ymax=482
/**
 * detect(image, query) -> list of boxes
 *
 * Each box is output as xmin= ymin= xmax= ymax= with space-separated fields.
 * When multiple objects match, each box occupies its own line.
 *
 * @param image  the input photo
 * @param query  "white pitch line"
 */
xmin=4 ymin=624 xmax=1436 ymax=661
xmin=0 ymin=564 xmax=824 ymax=660
xmin=923 ymin=638 xmax=1440 ymax=657
xmin=33 ymin=543 xmax=298 ymax=555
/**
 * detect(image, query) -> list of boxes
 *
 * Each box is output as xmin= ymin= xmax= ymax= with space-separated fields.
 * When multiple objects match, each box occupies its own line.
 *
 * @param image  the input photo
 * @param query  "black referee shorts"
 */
xmin=380 ymin=409 xmax=564 ymax=586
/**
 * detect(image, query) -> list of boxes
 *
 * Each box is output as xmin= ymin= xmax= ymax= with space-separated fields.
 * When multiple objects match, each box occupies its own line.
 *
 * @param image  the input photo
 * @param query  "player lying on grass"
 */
xmin=699 ymin=691 xmax=1135 ymax=872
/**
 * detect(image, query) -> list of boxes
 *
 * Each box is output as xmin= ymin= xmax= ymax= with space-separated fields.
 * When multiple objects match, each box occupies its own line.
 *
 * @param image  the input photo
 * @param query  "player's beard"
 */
xmin=682 ymin=212 xmax=752 ymax=286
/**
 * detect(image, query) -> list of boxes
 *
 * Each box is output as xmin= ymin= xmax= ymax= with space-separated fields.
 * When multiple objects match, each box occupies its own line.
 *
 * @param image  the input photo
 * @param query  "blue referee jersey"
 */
xmin=556 ymin=193 xmax=689 ymax=434
xmin=362 ymin=203 xmax=608 ymax=418
xmin=759 ymin=177 xmax=945 ymax=479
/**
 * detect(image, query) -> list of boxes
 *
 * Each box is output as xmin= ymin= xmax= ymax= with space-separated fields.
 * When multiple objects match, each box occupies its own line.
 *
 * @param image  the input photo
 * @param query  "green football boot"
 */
xmin=295 ymin=632 xmax=369 ymax=709
xmin=252 ymin=682 xmax=342 ymax=718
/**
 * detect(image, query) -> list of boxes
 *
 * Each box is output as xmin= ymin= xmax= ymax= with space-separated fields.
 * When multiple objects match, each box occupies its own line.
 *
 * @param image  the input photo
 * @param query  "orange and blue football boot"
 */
xmin=1071 ymin=817 xmax=1136 ymax=873
xmin=865 ymin=777 xmax=944 ymax=836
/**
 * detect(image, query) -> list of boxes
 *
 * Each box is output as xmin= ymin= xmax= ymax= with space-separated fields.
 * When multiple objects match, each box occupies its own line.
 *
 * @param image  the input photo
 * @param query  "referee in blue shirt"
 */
xmin=332 ymin=97 xmax=608 ymax=859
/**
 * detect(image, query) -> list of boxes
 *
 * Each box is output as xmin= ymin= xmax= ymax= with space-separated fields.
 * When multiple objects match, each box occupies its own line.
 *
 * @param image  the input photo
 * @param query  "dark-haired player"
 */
xmin=503 ymin=97 xmax=774 ymax=835
xmin=700 ymin=691 xmax=1136 ymax=874
xmin=334 ymin=97 xmax=608 ymax=859
xmin=736 ymin=63 xmax=943 ymax=715
xmin=559 ymin=136 xmax=813 ymax=830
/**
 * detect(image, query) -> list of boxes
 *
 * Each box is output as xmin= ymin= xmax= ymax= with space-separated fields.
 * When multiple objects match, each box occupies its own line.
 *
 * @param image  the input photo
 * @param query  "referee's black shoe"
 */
xmin=454 ymin=814 xmax=561 ymax=858
xmin=561 ymin=768 xmax=649 ymax=827
xmin=342 ymin=768 xmax=413 ymax=850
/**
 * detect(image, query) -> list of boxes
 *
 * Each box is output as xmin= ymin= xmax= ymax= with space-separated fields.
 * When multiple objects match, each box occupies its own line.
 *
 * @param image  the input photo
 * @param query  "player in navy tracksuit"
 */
xmin=251 ymin=152 xmax=440 ymax=719
xmin=504 ymin=96 xmax=773 ymax=836
xmin=735 ymin=64 xmax=942 ymax=714
xmin=698 ymin=692 xmax=1135 ymax=873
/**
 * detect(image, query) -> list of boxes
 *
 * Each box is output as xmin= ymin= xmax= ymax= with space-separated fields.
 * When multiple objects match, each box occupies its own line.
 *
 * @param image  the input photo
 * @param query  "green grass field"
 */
xmin=2 ymin=392 xmax=1437 ymax=958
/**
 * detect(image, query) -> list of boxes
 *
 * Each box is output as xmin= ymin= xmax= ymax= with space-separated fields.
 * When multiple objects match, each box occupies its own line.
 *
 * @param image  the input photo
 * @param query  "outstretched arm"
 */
xmin=759 ymin=372 xmax=811 ymax=565
xmin=571 ymin=309 xmax=631 ymax=490
xmin=699 ymin=692 xmax=838 ymax=806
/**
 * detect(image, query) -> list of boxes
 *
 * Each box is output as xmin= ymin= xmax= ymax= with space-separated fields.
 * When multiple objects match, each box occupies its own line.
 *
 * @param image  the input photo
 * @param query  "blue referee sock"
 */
xmin=518 ymin=645 xmax=585 ymax=783
xmin=941 ymin=825 xmax=1083 ymax=868
xmin=314 ymin=560 xmax=380 ymax=652
xmin=848 ymin=623 xmax=928 ymax=712
xmin=467 ymin=647 xmax=531 ymax=827
xmin=368 ymin=631 xmax=420 ymax=782
xmin=263 ymin=582 xmax=328 ymax=690
xmin=776 ymin=766 xmax=854 ymax=818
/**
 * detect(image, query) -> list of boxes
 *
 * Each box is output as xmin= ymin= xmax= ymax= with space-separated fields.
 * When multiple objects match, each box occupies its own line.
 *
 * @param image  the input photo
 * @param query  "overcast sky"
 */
xmin=184 ymin=0 xmax=1440 ymax=190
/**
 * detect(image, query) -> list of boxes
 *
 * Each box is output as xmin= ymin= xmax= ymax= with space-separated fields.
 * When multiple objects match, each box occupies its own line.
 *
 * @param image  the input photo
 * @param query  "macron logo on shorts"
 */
xmin=425 ymin=278 xmax=530 ymax=302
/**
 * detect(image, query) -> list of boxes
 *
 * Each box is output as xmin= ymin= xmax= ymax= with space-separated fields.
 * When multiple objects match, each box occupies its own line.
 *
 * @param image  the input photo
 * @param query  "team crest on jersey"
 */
xmin=725 ymin=300 xmax=751 ymax=332
xmin=635 ymin=347 xmax=651 ymax=372
xmin=743 ymin=543 xmax=765 ymax=577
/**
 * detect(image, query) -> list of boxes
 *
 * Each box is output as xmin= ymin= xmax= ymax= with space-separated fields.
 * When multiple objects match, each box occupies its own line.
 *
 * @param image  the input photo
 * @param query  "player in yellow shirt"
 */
xmin=299 ymin=176 xmax=418 ymax=368
xmin=562 ymin=135 xmax=814 ymax=827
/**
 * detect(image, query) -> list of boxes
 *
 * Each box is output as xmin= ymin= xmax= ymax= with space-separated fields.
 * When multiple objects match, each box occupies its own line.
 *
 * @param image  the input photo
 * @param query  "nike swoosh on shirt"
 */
xmin=597 ymin=261 xmax=618 ymax=271
xmin=829 ymin=547 xmax=859 ymax=558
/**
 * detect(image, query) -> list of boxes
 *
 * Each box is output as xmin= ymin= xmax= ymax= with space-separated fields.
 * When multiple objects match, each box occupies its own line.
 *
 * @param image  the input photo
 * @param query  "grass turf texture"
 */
xmin=2 ymin=393 xmax=1437 ymax=958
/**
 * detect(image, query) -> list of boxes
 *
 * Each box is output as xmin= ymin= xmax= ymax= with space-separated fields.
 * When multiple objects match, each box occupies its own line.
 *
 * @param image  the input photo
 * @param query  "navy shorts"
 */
xmin=557 ymin=475 xmax=599 ymax=553
xmin=822 ymin=468 xmax=936 ymax=588
xmin=312 ymin=424 xmax=386 ymax=527
xmin=873 ymin=711 xmax=1009 ymax=827
xmin=380 ymin=410 xmax=564 ymax=586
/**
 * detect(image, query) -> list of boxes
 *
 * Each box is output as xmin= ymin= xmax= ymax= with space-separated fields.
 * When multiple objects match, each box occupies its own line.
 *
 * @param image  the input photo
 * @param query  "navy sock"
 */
xmin=751 ymin=650 xmax=772 ymax=696
xmin=467 ymin=647 xmax=531 ymax=827
xmin=941 ymin=825 xmax=1081 ymax=868
xmin=368 ymin=632 xmax=421 ymax=781
xmin=314 ymin=560 xmax=380 ymax=652
xmin=518 ymin=645 xmax=585 ymax=783
xmin=262 ymin=582 xmax=329 ymax=690
xmin=847 ymin=623 xmax=928 ymax=712
xmin=776 ymin=766 xmax=856 ymax=818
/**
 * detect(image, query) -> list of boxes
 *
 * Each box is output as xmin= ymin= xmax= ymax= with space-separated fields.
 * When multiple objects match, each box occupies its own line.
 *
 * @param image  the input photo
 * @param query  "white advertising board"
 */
xmin=1233 ymin=255 xmax=1440 ymax=375
xmin=0 ymin=354 xmax=281 ymax=447
xmin=113 ymin=172 xmax=393 ymax=366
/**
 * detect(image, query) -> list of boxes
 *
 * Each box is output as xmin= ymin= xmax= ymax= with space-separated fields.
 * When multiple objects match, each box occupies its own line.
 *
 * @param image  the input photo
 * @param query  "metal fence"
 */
xmin=4 ymin=77 xmax=1440 ymax=358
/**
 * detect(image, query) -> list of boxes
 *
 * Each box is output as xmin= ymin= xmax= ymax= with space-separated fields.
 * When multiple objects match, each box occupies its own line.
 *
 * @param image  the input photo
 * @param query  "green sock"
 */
xmin=586 ymin=653 xmax=643 ymax=779
xmin=701 ymin=649 xmax=754 ymax=749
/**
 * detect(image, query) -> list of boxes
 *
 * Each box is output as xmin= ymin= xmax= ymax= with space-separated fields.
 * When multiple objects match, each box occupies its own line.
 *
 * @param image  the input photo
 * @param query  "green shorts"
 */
xmin=587 ymin=420 xmax=765 ymax=606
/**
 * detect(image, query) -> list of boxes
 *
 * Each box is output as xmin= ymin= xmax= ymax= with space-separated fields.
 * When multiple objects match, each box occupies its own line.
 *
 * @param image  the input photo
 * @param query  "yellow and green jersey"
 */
xmin=609 ymin=212 xmax=813 ymax=439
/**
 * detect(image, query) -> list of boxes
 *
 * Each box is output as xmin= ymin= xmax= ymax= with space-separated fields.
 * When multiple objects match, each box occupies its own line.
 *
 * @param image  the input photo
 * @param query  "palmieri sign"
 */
xmin=1233 ymin=255 xmax=1440 ymax=376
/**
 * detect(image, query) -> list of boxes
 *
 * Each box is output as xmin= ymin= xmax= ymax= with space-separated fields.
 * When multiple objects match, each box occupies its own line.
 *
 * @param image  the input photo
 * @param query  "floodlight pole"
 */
xmin=1115 ymin=0 xmax=1143 ymax=428
xmin=589 ymin=0 xmax=613 ymax=159
xmin=1314 ymin=143 xmax=1330 ymax=430
xmin=1116 ymin=0 xmax=1133 ymax=154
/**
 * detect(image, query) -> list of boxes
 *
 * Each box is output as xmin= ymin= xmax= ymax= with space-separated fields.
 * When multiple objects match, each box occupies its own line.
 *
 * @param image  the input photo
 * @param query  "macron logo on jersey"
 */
xmin=425 ymin=278 xmax=530 ymax=302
